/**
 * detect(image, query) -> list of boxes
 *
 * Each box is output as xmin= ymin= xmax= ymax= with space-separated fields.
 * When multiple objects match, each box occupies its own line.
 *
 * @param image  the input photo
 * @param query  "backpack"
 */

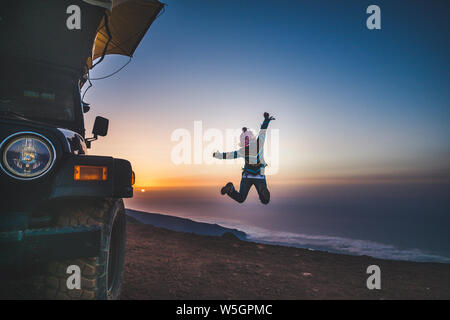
xmin=243 ymin=137 xmax=264 ymax=175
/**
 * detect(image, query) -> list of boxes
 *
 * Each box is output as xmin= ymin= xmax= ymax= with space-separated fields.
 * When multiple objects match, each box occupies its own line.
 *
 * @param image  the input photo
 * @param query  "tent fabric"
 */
xmin=88 ymin=0 xmax=164 ymax=68
xmin=83 ymin=0 xmax=113 ymax=11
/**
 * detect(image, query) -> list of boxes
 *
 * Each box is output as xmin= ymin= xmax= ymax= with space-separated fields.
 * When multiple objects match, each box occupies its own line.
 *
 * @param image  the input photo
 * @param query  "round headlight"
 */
xmin=1 ymin=133 xmax=55 ymax=179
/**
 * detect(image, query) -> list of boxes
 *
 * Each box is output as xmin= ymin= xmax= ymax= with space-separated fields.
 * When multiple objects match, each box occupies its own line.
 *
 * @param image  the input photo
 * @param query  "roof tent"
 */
xmin=1 ymin=0 xmax=163 ymax=77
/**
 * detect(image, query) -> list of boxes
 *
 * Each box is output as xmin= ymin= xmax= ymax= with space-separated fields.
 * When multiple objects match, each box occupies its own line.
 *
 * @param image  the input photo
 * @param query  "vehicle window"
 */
xmin=0 ymin=62 xmax=78 ymax=122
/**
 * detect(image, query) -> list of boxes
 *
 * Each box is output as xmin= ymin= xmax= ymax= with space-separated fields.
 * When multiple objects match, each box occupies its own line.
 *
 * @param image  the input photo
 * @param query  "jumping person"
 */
xmin=213 ymin=112 xmax=275 ymax=204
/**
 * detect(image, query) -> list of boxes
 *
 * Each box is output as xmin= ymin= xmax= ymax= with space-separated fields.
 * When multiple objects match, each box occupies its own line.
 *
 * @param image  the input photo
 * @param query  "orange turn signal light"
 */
xmin=74 ymin=165 xmax=108 ymax=181
xmin=131 ymin=171 xmax=136 ymax=185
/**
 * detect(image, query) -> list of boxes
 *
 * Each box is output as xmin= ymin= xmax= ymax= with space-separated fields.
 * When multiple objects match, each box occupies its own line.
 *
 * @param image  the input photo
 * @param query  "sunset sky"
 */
xmin=83 ymin=0 xmax=449 ymax=188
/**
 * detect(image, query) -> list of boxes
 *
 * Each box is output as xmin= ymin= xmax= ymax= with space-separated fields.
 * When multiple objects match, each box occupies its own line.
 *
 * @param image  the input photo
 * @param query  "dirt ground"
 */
xmin=1 ymin=222 xmax=449 ymax=299
xmin=121 ymin=223 xmax=450 ymax=300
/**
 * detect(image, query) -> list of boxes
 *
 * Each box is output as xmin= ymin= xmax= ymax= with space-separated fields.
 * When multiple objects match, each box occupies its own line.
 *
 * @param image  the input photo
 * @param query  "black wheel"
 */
xmin=43 ymin=199 xmax=126 ymax=300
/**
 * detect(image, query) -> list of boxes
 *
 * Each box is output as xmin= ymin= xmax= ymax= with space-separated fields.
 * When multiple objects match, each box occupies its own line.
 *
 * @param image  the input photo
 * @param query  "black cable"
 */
xmin=82 ymin=71 xmax=93 ymax=102
xmin=89 ymin=57 xmax=132 ymax=80
xmin=81 ymin=56 xmax=132 ymax=102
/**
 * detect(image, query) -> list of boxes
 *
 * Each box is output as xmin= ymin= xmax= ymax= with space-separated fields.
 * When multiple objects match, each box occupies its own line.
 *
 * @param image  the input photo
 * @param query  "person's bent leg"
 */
xmin=255 ymin=179 xmax=270 ymax=204
xmin=228 ymin=178 xmax=253 ymax=203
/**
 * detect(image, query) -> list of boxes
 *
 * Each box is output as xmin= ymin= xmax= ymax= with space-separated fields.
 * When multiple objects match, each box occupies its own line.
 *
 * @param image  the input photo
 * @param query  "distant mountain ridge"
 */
xmin=125 ymin=209 xmax=247 ymax=240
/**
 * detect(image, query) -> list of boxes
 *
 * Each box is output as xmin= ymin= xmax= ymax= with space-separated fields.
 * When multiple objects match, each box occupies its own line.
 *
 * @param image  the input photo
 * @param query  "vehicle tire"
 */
xmin=43 ymin=198 xmax=126 ymax=300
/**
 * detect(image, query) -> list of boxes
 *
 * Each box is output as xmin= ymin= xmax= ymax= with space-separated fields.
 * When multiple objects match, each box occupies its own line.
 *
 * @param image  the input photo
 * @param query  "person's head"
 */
xmin=240 ymin=127 xmax=255 ymax=147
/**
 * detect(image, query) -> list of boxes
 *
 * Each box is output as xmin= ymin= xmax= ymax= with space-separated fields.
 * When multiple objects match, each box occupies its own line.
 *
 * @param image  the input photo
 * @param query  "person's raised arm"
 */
xmin=213 ymin=149 xmax=242 ymax=160
xmin=258 ymin=112 xmax=275 ymax=141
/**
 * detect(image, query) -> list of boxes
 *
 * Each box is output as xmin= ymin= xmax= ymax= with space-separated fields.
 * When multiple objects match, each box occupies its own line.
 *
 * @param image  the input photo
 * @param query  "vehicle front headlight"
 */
xmin=1 ymin=133 xmax=55 ymax=179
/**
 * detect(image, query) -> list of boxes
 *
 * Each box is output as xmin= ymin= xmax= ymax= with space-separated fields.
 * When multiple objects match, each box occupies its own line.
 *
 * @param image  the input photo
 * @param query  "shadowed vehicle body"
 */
xmin=0 ymin=0 xmax=163 ymax=299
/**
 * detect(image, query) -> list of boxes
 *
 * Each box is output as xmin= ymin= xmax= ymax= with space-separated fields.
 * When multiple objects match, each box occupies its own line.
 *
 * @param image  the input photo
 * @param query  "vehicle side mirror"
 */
xmin=86 ymin=116 xmax=109 ymax=148
xmin=93 ymin=116 xmax=109 ymax=137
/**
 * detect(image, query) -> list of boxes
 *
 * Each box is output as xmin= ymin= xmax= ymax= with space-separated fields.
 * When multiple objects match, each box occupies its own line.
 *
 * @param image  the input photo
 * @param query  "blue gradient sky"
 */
xmin=85 ymin=0 xmax=450 ymax=186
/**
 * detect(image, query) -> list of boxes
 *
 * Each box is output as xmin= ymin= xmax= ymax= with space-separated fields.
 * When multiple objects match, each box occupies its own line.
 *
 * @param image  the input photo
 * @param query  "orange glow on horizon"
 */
xmin=133 ymin=173 xmax=450 ymax=190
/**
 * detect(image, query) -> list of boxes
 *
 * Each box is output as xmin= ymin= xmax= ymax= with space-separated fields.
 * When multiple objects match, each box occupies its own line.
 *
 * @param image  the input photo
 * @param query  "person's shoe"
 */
xmin=221 ymin=182 xmax=234 ymax=195
xmin=260 ymin=187 xmax=270 ymax=204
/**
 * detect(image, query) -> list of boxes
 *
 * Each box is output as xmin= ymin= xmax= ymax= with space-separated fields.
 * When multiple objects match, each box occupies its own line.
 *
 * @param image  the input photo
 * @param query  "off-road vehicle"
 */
xmin=0 ymin=0 xmax=163 ymax=299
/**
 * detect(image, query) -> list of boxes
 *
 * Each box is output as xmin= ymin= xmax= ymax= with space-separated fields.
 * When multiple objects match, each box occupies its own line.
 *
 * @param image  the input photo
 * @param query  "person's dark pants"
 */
xmin=228 ymin=178 xmax=270 ymax=204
